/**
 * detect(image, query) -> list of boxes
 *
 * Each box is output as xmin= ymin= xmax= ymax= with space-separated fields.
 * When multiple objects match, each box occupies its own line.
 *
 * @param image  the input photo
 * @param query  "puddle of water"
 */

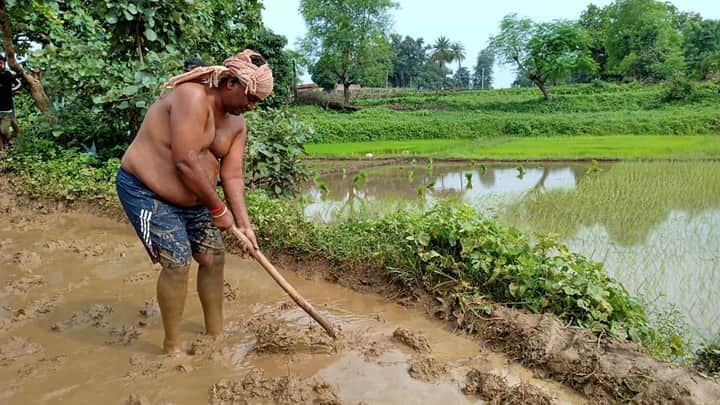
xmin=302 ymin=161 xmax=720 ymax=342
xmin=0 ymin=205 xmax=583 ymax=403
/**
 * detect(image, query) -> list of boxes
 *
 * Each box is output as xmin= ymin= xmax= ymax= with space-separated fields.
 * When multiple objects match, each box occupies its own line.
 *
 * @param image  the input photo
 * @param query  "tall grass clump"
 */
xmin=504 ymin=162 xmax=720 ymax=246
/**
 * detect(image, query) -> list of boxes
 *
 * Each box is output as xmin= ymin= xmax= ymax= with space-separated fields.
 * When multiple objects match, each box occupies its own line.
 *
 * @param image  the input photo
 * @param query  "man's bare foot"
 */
xmin=163 ymin=339 xmax=184 ymax=355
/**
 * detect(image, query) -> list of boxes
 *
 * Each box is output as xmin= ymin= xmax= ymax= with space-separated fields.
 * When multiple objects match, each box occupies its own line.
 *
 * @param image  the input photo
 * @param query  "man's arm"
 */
xmin=219 ymin=122 xmax=258 ymax=249
xmin=169 ymin=85 xmax=225 ymax=211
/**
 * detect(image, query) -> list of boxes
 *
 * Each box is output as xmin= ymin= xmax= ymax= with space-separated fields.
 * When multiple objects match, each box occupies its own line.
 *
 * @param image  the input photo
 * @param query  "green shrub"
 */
xmin=695 ymin=340 xmax=720 ymax=378
xmin=661 ymin=74 xmax=698 ymax=102
xmin=245 ymin=108 xmax=311 ymax=197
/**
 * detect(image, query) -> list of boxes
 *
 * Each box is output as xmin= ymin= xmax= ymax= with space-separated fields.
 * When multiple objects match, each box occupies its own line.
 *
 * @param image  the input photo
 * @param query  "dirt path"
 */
xmin=0 ymin=182 xmax=585 ymax=403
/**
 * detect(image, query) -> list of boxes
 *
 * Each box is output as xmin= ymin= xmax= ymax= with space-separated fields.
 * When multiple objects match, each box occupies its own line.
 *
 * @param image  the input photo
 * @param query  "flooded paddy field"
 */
xmin=0 ymin=182 xmax=584 ymax=404
xmin=304 ymin=160 xmax=720 ymax=343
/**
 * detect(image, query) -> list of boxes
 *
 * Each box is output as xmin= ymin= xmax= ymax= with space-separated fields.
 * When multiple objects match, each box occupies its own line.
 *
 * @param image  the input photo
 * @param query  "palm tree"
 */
xmin=450 ymin=41 xmax=466 ymax=71
xmin=431 ymin=36 xmax=453 ymax=67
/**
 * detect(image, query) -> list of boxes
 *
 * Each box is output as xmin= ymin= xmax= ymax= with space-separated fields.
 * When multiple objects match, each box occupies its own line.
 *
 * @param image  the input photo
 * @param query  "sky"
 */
xmin=262 ymin=0 xmax=720 ymax=88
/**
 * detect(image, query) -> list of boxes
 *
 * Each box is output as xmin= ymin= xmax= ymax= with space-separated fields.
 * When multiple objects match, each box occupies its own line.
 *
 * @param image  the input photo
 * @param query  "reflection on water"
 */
xmin=304 ymin=163 xmax=587 ymax=221
xmin=301 ymin=161 xmax=720 ymax=342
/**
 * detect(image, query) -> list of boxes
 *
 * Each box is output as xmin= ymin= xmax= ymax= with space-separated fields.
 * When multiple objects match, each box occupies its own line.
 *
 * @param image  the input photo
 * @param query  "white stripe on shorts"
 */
xmin=140 ymin=209 xmax=152 ymax=249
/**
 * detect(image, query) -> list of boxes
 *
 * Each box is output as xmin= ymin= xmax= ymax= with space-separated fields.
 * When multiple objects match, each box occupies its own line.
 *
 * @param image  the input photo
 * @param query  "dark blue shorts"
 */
xmin=116 ymin=168 xmax=224 ymax=267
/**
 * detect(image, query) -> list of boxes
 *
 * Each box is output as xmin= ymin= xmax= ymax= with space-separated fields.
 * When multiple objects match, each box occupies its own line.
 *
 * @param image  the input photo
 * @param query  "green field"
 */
xmin=305 ymin=135 xmax=720 ymax=160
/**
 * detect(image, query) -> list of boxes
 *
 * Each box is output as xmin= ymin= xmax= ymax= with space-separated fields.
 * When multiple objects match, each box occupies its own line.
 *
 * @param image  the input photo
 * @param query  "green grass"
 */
xmin=305 ymin=135 xmax=720 ymax=160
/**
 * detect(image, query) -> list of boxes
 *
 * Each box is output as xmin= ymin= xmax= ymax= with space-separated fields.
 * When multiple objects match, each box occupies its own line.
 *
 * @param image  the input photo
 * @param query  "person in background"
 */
xmin=0 ymin=54 xmax=21 ymax=152
xmin=183 ymin=57 xmax=206 ymax=73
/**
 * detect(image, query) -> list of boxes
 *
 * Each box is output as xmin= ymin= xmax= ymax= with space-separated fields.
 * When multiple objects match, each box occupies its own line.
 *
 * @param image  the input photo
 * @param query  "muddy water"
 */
xmin=0 ymin=203 xmax=584 ymax=403
xmin=303 ymin=161 xmax=720 ymax=343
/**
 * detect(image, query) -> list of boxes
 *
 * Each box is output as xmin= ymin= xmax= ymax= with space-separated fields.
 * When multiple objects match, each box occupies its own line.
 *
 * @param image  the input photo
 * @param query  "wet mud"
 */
xmin=481 ymin=307 xmax=720 ymax=404
xmin=1 ymin=176 xmax=716 ymax=404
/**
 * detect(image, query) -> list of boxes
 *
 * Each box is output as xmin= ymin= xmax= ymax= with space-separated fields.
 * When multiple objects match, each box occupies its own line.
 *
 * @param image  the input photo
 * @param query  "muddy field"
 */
xmin=0 ymin=186 xmax=586 ymax=403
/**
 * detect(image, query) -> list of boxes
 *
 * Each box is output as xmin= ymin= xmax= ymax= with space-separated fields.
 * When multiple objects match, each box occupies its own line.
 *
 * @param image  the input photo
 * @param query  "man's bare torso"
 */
xmin=121 ymin=82 xmax=245 ymax=207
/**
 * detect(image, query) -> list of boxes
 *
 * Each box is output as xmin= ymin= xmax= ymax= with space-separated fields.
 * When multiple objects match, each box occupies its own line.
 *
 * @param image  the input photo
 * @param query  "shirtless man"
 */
xmin=116 ymin=50 xmax=273 ymax=353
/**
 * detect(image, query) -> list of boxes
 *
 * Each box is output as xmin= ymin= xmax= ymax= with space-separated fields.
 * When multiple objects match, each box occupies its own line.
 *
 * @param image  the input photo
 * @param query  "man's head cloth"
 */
xmin=162 ymin=49 xmax=274 ymax=100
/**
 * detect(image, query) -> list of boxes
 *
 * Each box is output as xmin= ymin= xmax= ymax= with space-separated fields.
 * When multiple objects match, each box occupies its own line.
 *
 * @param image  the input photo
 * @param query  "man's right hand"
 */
xmin=211 ymin=208 xmax=235 ymax=230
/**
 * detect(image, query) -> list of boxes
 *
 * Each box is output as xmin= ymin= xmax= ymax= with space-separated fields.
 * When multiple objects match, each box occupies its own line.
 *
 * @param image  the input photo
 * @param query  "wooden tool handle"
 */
xmin=231 ymin=226 xmax=337 ymax=338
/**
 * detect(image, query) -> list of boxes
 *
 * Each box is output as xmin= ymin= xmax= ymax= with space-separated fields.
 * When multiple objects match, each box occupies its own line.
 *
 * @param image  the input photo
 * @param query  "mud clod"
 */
xmin=12 ymin=250 xmax=42 ymax=269
xmin=0 ymin=337 xmax=43 ymax=362
xmin=5 ymin=274 xmax=45 ymax=294
xmin=51 ymin=303 xmax=113 ymax=332
xmin=392 ymin=328 xmax=431 ymax=353
xmin=407 ymin=357 xmax=448 ymax=382
xmin=126 ymin=393 xmax=151 ymax=405
xmin=138 ymin=298 xmax=160 ymax=319
xmin=223 ymin=280 xmax=239 ymax=302
xmin=253 ymin=322 xmax=335 ymax=355
xmin=463 ymin=369 xmax=553 ymax=405
xmin=209 ymin=372 xmax=340 ymax=405
xmin=108 ymin=324 xmax=142 ymax=345
xmin=188 ymin=335 xmax=226 ymax=358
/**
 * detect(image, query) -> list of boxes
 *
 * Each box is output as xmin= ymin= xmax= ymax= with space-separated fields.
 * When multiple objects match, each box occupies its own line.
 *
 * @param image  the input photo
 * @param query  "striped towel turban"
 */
xmin=161 ymin=49 xmax=274 ymax=100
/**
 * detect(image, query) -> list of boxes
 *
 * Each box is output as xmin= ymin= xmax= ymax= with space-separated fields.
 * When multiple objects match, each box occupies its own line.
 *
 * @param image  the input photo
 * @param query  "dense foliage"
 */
xmin=3 ymin=0 xmax=294 ymax=158
xmin=2 ymin=109 xmax=310 ymax=199
xmin=381 ymin=0 xmax=719 ymax=99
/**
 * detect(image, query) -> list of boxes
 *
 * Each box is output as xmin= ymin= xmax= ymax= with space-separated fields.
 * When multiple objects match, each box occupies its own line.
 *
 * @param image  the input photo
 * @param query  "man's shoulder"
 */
xmin=227 ymin=114 xmax=247 ymax=136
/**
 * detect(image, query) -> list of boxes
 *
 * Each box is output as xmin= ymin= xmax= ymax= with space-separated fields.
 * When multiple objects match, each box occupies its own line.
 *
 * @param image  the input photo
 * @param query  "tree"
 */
xmin=299 ymin=0 xmax=397 ymax=104
xmin=450 ymin=41 xmax=466 ymax=71
xmin=417 ymin=59 xmax=448 ymax=90
xmin=680 ymin=18 xmax=720 ymax=80
xmin=490 ymin=14 xmax=597 ymax=100
xmin=389 ymin=34 xmax=427 ymax=88
xmin=578 ymin=3 xmax=612 ymax=80
xmin=472 ymin=48 xmax=494 ymax=89
xmin=430 ymin=36 xmax=453 ymax=67
xmin=605 ymin=0 xmax=685 ymax=81
xmin=453 ymin=66 xmax=470 ymax=89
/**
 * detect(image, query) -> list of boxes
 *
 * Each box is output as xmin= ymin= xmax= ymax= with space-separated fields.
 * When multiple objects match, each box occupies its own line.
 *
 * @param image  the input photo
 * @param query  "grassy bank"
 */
xmin=293 ymin=82 xmax=720 ymax=143
xmin=305 ymin=135 xmax=720 ymax=160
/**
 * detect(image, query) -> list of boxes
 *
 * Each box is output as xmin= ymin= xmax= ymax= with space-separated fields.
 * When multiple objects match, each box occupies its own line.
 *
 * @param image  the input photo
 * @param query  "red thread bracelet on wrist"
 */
xmin=209 ymin=203 xmax=225 ymax=216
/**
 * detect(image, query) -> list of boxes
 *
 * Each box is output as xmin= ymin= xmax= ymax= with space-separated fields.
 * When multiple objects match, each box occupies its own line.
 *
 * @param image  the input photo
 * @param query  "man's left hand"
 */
xmin=236 ymin=225 xmax=258 ymax=253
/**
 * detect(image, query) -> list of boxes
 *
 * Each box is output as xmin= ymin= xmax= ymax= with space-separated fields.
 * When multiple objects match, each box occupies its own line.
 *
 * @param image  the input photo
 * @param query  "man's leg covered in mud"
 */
xmin=194 ymin=249 xmax=225 ymax=336
xmin=157 ymin=261 xmax=190 ymax=353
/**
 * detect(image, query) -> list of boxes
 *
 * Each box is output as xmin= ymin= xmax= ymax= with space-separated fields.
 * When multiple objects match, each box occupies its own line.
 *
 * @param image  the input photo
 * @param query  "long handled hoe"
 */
xmin=230 ymin=226 xmax=337 ymax=338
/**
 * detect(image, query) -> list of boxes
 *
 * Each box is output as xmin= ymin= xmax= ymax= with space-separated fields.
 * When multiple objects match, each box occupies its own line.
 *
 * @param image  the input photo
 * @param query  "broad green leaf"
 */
xmin=122 ymin=85 xmax=139 ymax=95
xmin=144 ymin=29 xmax=158 ymax=42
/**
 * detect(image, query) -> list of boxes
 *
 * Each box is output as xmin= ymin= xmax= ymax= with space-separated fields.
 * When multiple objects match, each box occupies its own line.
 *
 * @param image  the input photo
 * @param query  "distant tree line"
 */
xmin=299 ymin=0 xmax=720 ymax=101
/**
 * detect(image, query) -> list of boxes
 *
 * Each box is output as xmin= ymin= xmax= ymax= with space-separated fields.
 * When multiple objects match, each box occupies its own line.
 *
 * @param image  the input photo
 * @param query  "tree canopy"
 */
xmin=299 ymin=0 xmax=397 ymax=104
xmin=490 ymin=14 xmax=597 ymax=100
